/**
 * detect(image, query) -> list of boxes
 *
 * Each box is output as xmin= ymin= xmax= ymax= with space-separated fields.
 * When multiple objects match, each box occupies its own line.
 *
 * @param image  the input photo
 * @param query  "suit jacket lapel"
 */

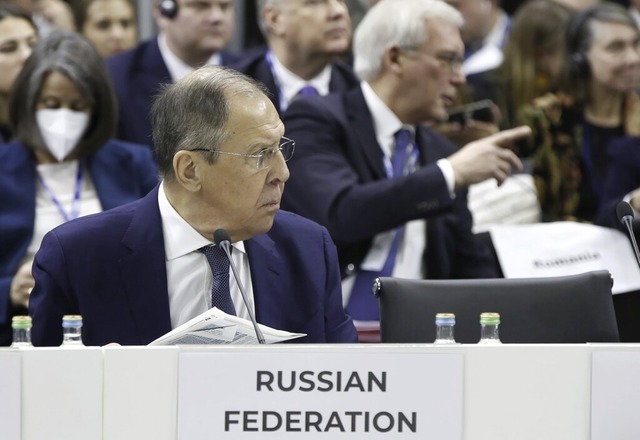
xmin=345 ymin=87 xmax=388 ymax=179
xmin=244 ymin=233 xmax=285 ymax=328
xmin=118 ymin=186 xmax=172 ymax=343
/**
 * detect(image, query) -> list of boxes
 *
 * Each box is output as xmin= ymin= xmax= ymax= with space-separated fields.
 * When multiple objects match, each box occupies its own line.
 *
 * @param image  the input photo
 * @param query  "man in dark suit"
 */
xmin=230 ymin=0 xmax=358 ymax=115
xmin=281 ymin=0 xmax=530 ymax=328
xmin=29 ymin=66 xmax=357 ymax=346
xmin=106 ymin=0 xmax=240 ymax=149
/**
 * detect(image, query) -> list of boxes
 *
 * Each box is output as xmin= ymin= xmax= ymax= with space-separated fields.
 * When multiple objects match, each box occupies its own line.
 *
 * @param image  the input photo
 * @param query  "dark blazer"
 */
xmin=0 ymin=139 xmax=158 ymax=345
xmin=106 ymin=38 xmax=240 ymax=148
xmin=281 ymin=86 xmax=497 ymax=280
xmin=596 ymin=137 xmax=640 ymax=233
xmin=228 ymin=48 xmax=360 ymax=114
xmin=29 ymin=186 xmax=357 ymax=346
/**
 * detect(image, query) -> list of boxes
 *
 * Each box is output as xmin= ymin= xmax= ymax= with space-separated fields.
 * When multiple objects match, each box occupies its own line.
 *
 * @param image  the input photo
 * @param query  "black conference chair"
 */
xmin=374 ymin=270 xmax=619 ymax=343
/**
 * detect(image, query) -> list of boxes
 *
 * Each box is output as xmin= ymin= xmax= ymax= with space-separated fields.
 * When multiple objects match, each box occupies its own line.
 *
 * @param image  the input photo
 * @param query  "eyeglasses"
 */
xmin=400 ymin=47 xmax=464 ymax=75
xmin=190 ymin=137 xmax=296 ymax=171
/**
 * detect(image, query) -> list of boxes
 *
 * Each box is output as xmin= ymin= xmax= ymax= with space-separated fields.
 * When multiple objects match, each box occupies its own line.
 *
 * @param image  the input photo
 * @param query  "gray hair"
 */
xmin=9 ymin=31 xmax=117 ymax=156
xmin=151 ymin=65 xmax=269 ymax=181
xmin=255 ymin=0 xmax=285 ymax=37
xmin=353 ymin=0 xmax=463 ymax=81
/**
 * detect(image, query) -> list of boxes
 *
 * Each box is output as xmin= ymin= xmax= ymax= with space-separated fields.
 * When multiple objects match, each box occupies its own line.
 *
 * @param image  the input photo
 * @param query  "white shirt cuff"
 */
xmin=437 ymin=158 xmax=456 ymax=199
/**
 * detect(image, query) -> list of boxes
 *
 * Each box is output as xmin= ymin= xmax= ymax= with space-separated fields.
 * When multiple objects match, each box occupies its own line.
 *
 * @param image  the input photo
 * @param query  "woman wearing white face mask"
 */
xmin=0 ymin=31 xmax=159 ymax=345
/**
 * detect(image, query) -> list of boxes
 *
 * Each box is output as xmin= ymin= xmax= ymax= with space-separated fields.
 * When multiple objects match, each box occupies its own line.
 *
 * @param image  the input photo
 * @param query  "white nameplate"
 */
xmin=591 ymin=351 xmax=640 ymax=439
xmin=0 ymin=349 xmax=21 ymax=440
xmin=177 ymin=349 xmax=463 ymax=439
xmin=491 ymin=222 xmax=640 ymax=294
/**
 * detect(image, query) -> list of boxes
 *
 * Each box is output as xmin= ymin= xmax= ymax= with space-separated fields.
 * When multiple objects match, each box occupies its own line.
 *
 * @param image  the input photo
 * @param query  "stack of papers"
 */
xmin=149 ymin=308 xmax=306 ymax=345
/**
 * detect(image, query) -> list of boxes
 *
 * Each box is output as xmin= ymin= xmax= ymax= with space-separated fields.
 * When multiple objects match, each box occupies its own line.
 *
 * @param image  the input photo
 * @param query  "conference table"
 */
xmin=2 ymin=343 xmax=640 ymax=439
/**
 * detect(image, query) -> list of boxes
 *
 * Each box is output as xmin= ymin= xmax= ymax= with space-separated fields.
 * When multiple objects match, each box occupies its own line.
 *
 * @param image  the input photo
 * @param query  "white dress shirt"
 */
xmin=27 ymin=161 xmax=102 ymax=262
xmin=157 ymin=182 xmax=255 ymax=328
xmin=267 ymin=51 xmax=332 ymax=112
xmin=157 ymin=33 xmax=222 ymax=83
xmin=342 ymin=83 xmax=442 ymax=305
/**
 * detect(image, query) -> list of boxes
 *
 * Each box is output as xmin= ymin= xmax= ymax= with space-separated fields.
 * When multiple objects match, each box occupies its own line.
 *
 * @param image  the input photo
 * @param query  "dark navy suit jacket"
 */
xmin=596 ymin=136 xmax=640 ymax=234
xmin=0 ymin=139 xmax=158 ymax=344
xmin=228 ymin=49 xmax=359 ymax=115
xmin=29 ymin=186 xmax=357 ymax=346
xmin=281 ymin=86 xmax=498 ymax=280
xmin=106 ymin=38 xmax=240 ymax=148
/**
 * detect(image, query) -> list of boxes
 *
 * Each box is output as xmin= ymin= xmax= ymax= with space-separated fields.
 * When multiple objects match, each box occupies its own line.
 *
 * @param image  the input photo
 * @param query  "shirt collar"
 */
xmin=157 ymin=33 xmax=221 ymax=83
xmin=360 ymin=81 xmax=414 ymax=155
xmin=157 ymin=181 xmax=245 ymax=260
xmin=269 ymin=51 xmax=332 ymax=109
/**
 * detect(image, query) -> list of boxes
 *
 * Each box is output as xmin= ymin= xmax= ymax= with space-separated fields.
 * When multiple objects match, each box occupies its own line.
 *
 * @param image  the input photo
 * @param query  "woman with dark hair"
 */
xmin=518 ymin=1 xmax=640 ymax=222
xmin=71 ymin=0 xmax=137 ymax=57
xmin=0 ymin=3 xmax=37 ymax=142
xmin=0 ymin=31 xmax=158 ymax=345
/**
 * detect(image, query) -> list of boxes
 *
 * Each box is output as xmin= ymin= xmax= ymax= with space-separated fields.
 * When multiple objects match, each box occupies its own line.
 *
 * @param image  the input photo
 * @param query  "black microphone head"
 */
xmin=213 ymin=229 xmax=231 ymax=246
xmin=616 ymin=201 xmax=635 ymax=224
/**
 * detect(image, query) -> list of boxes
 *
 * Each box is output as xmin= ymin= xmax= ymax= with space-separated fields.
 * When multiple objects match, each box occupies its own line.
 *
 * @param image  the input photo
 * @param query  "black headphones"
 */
xmin=566 ymin=7 xmax=598 ymax=79
xmin=159 ymin=0 xmax=178 ymax=19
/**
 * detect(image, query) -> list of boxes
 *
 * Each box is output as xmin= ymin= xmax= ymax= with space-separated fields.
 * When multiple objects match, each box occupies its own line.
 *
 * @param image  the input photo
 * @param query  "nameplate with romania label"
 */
xmin=177 ymin=348 xmax=463 ymax=439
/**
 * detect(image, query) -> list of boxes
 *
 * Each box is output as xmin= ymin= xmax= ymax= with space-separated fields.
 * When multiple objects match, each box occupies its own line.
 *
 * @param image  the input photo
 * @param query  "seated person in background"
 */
xmin=435 ymin=0 xmax=573 ymax=148
xmin=553 ymin=0 xmax=601 ymax=11
xmin=0 ymin=3 xmax=38 ymax=143
xmin=280 ymin=0 xmax=530 ymax=327
xmin=28 ymin=0 xmax=75 ymax=36
xmin=1 ymin=31 xmax=158 ymax=346
xmin=71 ymin=0 xmax=137 ymax=57
xmin=230 ymin=0 xmax=358 ymax=115
xmin=29 ymin=65 xmax=358 ymax=346
xmin=518 ymin=2 xmax=640 ymax=223
xmin=106 ymin=0 xmax=240 ymax=149
xmin=443 ymin=0 xmax=510 ymax=78
xmin=468 ymin=0 xmax=574 ymax=130
xmin=596 ymin=136 xmax=640 ymax=230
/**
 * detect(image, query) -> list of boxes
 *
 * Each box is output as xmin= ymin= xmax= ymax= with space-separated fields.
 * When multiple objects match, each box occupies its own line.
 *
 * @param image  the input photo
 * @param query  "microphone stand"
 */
xmin=617 ymin=201 xmax=640 ymax=270
xmin=217 ymin=239 xmax=266 ymax=344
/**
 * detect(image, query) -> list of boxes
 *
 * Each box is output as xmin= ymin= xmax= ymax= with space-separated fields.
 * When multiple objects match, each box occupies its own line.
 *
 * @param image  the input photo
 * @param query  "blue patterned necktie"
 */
xmin=346 ymin=128 xmax=414 ymax=321
xmin=199 ymin=245 xmax=236 ymax=315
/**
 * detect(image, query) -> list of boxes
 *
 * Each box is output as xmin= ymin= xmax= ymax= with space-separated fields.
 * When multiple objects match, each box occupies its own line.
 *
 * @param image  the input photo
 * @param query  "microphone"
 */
xmin=616 ymin=200 xmax=640 ymax=270
xmin=214 ymin=229 xmax=265 ymax=344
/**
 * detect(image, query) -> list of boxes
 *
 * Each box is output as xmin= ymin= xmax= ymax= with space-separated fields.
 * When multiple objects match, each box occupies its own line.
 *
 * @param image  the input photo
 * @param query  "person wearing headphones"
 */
xmin=106 ymin=0 xmax=239 ymax=150
xmin=518 ymin=2 xmax=640 ymax=223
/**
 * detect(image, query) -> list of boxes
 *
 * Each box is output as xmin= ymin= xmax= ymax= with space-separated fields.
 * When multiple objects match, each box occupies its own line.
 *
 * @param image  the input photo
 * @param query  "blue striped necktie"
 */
xmin=199 ymin=245 xmax=236 ymax=315
xmin=346 ymin=128 xmax=413 ymax=321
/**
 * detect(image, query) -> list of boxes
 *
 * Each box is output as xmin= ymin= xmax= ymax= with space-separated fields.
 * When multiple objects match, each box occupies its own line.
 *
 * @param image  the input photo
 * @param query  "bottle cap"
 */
xmin=62 ymin=315 xmax=83 ymax=328
xmin=435 ymin=313 xmax=455 ymax=325
xmin=12 ymin=315 xmax=32 ymax=329
xmin=480 ymin=312 xmax=500 ymax=325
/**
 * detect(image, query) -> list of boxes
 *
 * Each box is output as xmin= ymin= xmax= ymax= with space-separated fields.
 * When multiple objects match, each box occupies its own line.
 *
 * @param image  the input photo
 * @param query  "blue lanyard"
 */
xmin=37 ymin=162 xmax=84 ymax=222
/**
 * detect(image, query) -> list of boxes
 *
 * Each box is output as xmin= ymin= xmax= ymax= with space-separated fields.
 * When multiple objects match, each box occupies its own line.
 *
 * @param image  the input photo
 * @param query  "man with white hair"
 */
xmin=230 ymin=0 xmax=358 ymax=114
xmin=281 ymin=0 xmax=531 ymax=336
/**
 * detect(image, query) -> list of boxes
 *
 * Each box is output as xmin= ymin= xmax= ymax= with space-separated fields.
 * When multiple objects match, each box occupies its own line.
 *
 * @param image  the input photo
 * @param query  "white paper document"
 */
xmin=149 ymin=308 xmax=306 ymax=345
xmin=491 ymin=222 xmax=640 ymax=294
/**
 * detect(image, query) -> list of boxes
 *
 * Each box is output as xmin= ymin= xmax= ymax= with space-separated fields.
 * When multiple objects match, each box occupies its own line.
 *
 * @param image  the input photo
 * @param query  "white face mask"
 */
xmin=36 ymin=108 xmax=90 ymax=162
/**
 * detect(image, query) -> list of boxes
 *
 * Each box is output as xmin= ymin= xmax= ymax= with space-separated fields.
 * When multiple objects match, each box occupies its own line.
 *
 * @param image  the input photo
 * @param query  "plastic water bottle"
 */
xmin=478 ymin=312 xmax=502 ymax=344
xmin=61 ymin=315 xmax=84 ymax=346
xmin=10 ymin=315 xmax=33 ymax=347
xmin=434 ymin=313 xmax=456 ymax=344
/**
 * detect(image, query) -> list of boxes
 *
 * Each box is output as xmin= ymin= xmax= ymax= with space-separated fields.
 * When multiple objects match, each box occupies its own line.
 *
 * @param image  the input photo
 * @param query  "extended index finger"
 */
xmin=486 ymin=125 xmax=532 ymax=146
